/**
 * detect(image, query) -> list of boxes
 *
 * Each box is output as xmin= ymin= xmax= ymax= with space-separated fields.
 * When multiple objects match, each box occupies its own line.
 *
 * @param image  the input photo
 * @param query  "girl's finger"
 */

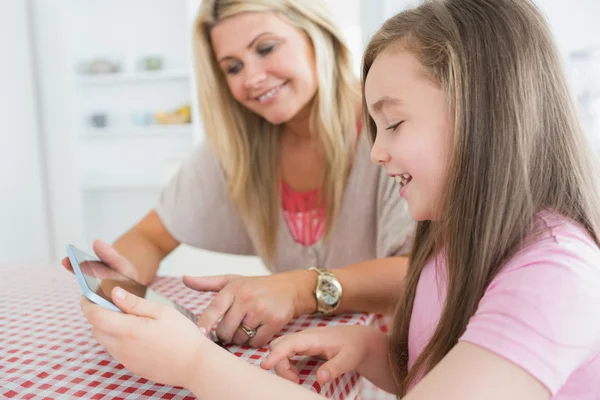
xmin=316 ymin=350 xmax=355 ymax=384
xmin=80 ymin=295 xmax=135 ymax=336
xmin=273 ymin=356 xmax=300 ymax=384
xmin=111 ymin=287 xmax=164 ymax=319
xmin=261 ymin=333 xmax=316 ymax=370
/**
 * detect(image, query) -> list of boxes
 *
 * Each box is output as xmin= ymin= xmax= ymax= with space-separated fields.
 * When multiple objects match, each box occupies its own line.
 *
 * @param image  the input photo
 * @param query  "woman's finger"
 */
xmin=215 ymin=299 xmax=247 ymax=343
xmin=61 ymin=257 xmax=74 ymax=273
xmin=231 ymin=313 xmax=262 ymax=346
xmin=231 ymin=328 xmax=251 ymax=346
xmin=183 ymin=275 xmax=238 ymax=292
xmin=92 ymin=240 xmax=136 ymax=279
xmin=196 ymin=290 xmax=234 ymax=333
xmin=248 ymin=314 xmax=288 ymax=348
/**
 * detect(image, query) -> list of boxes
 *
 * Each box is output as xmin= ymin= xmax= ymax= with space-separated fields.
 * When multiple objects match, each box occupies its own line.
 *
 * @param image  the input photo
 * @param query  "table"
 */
xmin=1 ymin=263 xmax=373 ymax=399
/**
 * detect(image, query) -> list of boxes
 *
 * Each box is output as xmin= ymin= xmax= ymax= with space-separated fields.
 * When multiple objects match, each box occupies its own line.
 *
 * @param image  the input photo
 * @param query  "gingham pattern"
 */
xmin=1 ymin=264 xmax=369 ymax=399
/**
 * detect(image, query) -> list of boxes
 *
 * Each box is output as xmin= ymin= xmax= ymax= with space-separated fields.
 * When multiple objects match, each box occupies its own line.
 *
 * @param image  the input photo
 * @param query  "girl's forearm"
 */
xmin=356 ymin=329 xmax=398 ymax=394
xmin=187 ymin=341 xmax=326 ymax=399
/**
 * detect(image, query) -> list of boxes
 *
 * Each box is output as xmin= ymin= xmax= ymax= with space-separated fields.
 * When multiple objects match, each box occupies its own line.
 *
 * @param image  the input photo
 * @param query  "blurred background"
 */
xmin=1 ymin=0 xmax=599 ymax=275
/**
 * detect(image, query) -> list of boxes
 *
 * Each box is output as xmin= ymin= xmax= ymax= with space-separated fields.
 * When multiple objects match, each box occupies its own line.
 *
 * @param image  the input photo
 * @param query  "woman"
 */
xmin=65 ymin=0 xmax=413 ymax=348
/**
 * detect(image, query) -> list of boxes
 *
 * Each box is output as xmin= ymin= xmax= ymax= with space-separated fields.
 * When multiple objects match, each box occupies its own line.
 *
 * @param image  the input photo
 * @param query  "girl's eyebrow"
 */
xmin=370 ymin=96 xmax=403 ymax=114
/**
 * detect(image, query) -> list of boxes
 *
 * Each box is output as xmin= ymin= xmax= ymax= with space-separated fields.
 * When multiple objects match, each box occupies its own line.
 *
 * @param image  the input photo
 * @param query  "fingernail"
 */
xmin=114 ymin=287 xmax=126 ymax=300
xmin=320 ymin=370 xmax=330 ymax=383
xmin=199 ymin=327 xmax=207 ymax=336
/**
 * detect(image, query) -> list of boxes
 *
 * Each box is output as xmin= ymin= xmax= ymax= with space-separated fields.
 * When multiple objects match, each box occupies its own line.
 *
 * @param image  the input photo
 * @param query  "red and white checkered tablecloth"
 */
xmin=0 ymin=263 xmax=375 ymax=399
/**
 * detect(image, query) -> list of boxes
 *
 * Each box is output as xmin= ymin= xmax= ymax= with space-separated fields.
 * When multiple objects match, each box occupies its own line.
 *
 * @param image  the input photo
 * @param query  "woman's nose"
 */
xmin=245 ymin=68 xmax=267 ymax=89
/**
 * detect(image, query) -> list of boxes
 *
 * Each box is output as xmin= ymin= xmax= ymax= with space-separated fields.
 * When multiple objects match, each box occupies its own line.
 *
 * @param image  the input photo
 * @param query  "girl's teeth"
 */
xmin=394 ymin=174 xmax=412 ymax=187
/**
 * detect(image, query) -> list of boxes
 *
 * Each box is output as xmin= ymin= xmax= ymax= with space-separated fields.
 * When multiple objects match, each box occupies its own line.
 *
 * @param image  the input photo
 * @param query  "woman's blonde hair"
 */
xmin=193 ymin=0 xmax=360 ymax=265
xmin=361 ymin=0 xmax=600 ymax=395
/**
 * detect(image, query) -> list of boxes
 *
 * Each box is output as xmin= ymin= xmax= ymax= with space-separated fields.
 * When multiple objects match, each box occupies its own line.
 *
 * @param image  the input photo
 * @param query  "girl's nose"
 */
xmin=370 ymin=135 xmax=391 ymax=166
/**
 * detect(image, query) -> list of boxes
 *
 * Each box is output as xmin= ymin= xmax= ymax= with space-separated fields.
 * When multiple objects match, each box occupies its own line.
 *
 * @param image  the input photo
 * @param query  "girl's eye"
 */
xmin=226 ymin=63 xmax=243 ymax=75
xmin=257 ymin=44 xmax=276 ymax=56
xmin=386 ymin=121 xmax=404 ymax=132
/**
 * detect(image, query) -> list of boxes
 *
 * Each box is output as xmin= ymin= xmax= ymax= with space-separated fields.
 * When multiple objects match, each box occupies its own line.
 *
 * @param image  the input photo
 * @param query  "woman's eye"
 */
xmin=226 ymin=63 xmax=243 ymax=75
xmin=257 ymin=44 xmax=276 ymax=56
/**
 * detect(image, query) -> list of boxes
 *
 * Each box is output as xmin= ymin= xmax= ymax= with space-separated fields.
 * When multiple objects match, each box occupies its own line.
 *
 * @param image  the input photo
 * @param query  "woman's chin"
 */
xmin=259 ymin=109 xmax=297 ymax=126
xmin=255 ymin=103 xmax=309 ymax=126
xmin=263 ymin=115 xmax=289 ymax=125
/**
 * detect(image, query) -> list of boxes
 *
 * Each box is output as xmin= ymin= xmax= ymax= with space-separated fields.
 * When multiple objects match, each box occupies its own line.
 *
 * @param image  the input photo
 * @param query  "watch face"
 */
xmin=320 ymin=280 xmax=340 ymax=305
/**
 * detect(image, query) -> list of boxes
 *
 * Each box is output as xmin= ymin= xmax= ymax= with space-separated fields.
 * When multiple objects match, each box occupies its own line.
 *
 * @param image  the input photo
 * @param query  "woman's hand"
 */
xmin=260 ymin=326 xmax=381 ymax=385
xmin=62 ymin=240 xmax=139 ymax=282
xmin=80 ymin=287 xmax=210 ymax=389
xmin=184 ymin=271 xmax=316 ymax=348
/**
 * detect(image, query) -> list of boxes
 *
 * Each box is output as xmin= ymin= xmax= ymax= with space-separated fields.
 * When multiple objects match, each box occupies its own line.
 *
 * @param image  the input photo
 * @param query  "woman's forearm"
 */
xmin=335 ymin=256 xmax=408 ymax=314
xmin=294 ymin=257 xmax=409 ymax=316
xmin=112 ymin=231 xmax=164 ymax=285
xmin=113 ymin=210 xmax=179 ymax=285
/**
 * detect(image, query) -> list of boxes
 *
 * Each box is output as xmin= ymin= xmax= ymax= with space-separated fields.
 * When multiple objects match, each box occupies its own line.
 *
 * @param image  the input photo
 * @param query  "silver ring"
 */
xmin=239 ymin=323 xmax=258 ymax=338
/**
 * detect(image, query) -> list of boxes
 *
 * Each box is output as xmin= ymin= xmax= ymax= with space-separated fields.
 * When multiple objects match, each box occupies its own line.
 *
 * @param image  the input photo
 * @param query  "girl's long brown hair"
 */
xmin=361 ymin=0 xmax=600 ymax=395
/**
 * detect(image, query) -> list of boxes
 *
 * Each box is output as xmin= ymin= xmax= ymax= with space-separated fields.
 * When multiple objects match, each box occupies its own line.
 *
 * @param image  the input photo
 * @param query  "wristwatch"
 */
xmin=309 ymin=267 xmax=343 ymax=314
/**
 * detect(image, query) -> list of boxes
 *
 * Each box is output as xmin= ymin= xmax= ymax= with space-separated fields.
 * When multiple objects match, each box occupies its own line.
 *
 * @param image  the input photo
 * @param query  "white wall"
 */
xmin=535 ymin=0 xmax=600 ymax=57
xmin=0 ymin=1 xmax=51 ymax=264
xmin=324 ymin=0 xmax=363 ymax=75
xmin=67 ymin=0 xmax=194 ymax=250
xmin=29 ymin=0 xmax=196 ymax=261
xmin=538 ymin=0 xmax=600 ymax=151
xmin=30 ymin=0 xmax=84 ymax=262
xmin=368 ymin=0 xmax=600 ymax=57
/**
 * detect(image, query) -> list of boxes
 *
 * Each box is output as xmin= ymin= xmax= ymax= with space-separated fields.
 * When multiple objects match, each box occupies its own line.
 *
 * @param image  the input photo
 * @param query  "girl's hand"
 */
xmin=184 ymin=271 xmax=316 ymax=347
xmin=260 ymin=326 xmax=380 ymax=385
xmin=80 ymin=286 xmax=209 ymax=389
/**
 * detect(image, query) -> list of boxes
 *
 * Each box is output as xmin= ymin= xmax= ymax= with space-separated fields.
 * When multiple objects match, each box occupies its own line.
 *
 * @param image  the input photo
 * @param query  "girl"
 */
xmin=67 ymin=0 xmax=413 ymax=349
xmin=81 ymin=0 xmax=600 ymax=398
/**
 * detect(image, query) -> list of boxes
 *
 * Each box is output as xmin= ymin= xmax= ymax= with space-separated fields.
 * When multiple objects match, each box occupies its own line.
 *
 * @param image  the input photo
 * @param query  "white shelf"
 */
xmin=81 ymin=181 xmax=164 ymax=191
xmin=81 ymin=124 xmax=193 ymax=139
xmin=77 ymin=69 xmax=191 ymax=86
xmin=80 ymin=173 xmax=167 ymax=191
